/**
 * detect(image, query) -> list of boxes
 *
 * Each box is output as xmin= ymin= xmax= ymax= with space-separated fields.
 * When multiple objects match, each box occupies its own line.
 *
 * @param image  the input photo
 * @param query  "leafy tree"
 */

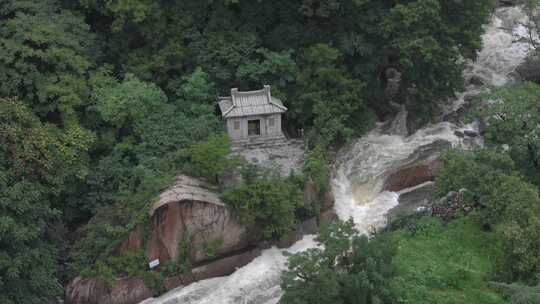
xmin=489 ymin=282 xmax=540 ymax=304
xmin=235 ymin=48 xmax=297 ymax=89
xmin=381 ymin=0 xmax=495 ymax=119
xmin=71 ymin=72 xmax=221 ymax=275
xmin=0 ymin=0 xmax=99 ymax=126
xmin=435 ymin=149 xmax=529 ymax=225
xmin=0 ymin=98 xmax=86 ymax=303
xmin=498 ymin=217 xmax=540 ymax=284
xmin=480 ymin=82 xmax=540 ymax=185
xmin=174 ymin=67 xmax=216 ymax=106
xmin=177 ymin=133 xmax=238 ymax=184
xmin=0 ymin=0 xmax=500 ymax=297
xmin=293 ymin=43 xmax=375 ymax=147
xmin=223 ymin=172 xmax=303 ymax=239
xmin=280 ymin=219 xmax=397 ymax=304
xmin=303 ymin=146 xmax=330 ymax=194
xmin=74 ymin=0 xmax=495 ymax=123
xmin=435 ymin=149 xmax=540 ymax=284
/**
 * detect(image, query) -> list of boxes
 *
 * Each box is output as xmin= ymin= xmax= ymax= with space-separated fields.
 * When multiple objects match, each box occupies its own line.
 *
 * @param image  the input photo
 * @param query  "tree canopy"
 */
xmin=0 ymin=0 xmax=497 ymax=302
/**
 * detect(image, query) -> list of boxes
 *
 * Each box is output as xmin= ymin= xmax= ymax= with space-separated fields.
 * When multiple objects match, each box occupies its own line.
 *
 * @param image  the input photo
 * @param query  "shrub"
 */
xmin=162 ymin=237 xmax=192 ymax=276
xmin=201 ymin=238 xmax=224 ymax=259
xmin=479 ymin=82 xmax=540 ymax=186
xmin=303 ymin=146 xmax=330 ymax=194
xmin=223 ymin=172 xmax=303 ymax=239
xmin=281 ymin=220 xmax=398 ymax=304
xmin=435 ymin=149 xmax=540 ymax=284
xmin=435 ymin=149 xmax=537 ymax=226
xmin=142 ymin=271 xmax=165 ymax=296
xmin=176 ymin=133 xmax=239 ymax=184
xmin=489 ymin=281 xmax=540 ymax=304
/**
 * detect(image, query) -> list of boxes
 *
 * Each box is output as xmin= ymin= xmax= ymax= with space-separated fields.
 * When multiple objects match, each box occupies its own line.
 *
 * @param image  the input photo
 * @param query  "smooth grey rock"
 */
xmin=464 ymin=130 xmax=479 ymax=137
xmin=387 ymin=182 xmax=435 ymax=222
xmin=517 ymin=58 xmax=540 ymax=83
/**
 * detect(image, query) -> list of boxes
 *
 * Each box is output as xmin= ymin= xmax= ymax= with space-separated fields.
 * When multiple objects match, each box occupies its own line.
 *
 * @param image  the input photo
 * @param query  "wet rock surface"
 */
xmin=66 ymin=277 xmax=153 ymax=304
xmin=517 ymin=58 xmax=540 ymax=83
xmin=383 ymin=140 xmax=449 ymax=192
xmin=387 ymin=182 xmax=435 ymax=222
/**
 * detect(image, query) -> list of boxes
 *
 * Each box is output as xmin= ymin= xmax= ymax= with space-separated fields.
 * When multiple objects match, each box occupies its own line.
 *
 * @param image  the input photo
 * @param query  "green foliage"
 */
xmin=293 ymin=43 xmax=375 ymax=147
xmin=480 ymin=82 xmax=540 ymax=185
xmin=381 ymin=0 xmax=495 ymax=120
xmin=435 ymin=149 xmax=540 ymax=284
xmin=391 ymin=217 xmax=505 ymax=304
xmin=176 ymin=133 xmax=238 ymax=184
xmin=142 ymin=271 xmax=165 ymax=296
xmin=160 ymin=236 xmax=192 ymax=276
xmin=79 ymin=250 xmax=146 ymax=286
xmin=280 ymin=219 xmax=398 ymax=304
xmin=0 ymin=98 xmax=71 ymax=303
xmin=74 ymin=0 xmax=494 ymax=124
xmin=79 ymin=249 xmax=165 ymax=294
xmin=223 ymin=172 xmax=303 ymax=239
xmin=174 ymin=67 xmax=217 ymax=106
xmin=435 ymin=149 xmax=532 ymax=225
xmin=201 ymin=238 xmax=224 ymax=259
xmin=489 ymin=282 xmax=540 ymax=304
xmin=303 ymin=146 xmax=330 ymax=194
xmin=0 ymin=0 xmax=99 ymax=126
xmin=497 ymin=217 xmax=540 ymax=285
xmin=0 ymin=0 xmax=499 ymax=299
xmin=71 ymin=72 xmax=221 ymax=277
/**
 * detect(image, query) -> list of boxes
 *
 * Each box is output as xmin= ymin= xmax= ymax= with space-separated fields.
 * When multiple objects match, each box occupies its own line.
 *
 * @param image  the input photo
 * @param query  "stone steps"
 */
xmin=231 ymin=135 xmax=290 ymax=150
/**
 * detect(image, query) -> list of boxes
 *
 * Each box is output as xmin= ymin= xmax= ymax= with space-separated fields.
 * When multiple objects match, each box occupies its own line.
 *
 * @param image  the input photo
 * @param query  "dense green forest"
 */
xmin=7 ymin=0 xmax=540 ymax=303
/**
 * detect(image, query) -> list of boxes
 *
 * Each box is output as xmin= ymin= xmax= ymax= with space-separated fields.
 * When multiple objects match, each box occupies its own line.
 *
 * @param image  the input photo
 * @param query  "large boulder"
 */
xmin=383 ymin=158 xmax=442 ymax=192
xmin=517 ymin=58 xmax=540 ymax=83
xmin=387 ymin=182 xmax=435 ymax=222
xmin=383 ymin=157 xmax=443 ymax=192
xmin=146 ymin=175 xmax=261 ymax=265
xmin=383 ymin=139 xmax=450 ymax=192
xmin=498 ymin=0 xmax=519 ymax=6
xmin=65 ymin=277 xmax=153 ymax=304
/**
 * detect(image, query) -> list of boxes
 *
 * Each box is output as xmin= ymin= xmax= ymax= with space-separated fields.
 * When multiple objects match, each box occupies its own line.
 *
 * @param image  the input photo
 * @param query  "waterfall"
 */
xmin=387 ymin=103 xmax=408 ymax=137
xmin=140 ymin=6 xmax=531 ymax=304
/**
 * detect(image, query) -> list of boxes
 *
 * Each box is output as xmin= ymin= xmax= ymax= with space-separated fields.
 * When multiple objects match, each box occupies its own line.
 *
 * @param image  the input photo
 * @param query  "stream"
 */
xmin=141 ymin=6 xmax=531 ymax=304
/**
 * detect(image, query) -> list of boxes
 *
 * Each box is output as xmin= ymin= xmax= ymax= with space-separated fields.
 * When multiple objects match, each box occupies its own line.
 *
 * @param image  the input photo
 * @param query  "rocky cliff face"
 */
xmin=65 ymin=277 xmax=152 ymax=304
xmin=66 ymin=175 xmax=334 ymax=304
xmin=146 ymin=176 xmax=260 ymax=265
xmin=66 ymin=176 xmax=261 ymax=304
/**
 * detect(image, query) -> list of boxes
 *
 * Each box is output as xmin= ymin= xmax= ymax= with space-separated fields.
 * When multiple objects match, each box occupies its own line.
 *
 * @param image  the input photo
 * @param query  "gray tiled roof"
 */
xmin=218 ymin=85 xmax=287 ymax=118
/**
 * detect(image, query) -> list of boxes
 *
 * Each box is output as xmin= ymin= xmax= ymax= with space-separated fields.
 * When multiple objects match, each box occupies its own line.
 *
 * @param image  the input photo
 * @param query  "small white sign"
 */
xmin=148 ymin=259 xmax=160 ymax=269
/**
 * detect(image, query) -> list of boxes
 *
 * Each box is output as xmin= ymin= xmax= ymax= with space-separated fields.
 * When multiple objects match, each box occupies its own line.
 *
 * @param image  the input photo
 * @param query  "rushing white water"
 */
xmin=332 ymin=122 xmax=470 ymax=234
xmin=141 ymin=7 xmax=531 ymax=304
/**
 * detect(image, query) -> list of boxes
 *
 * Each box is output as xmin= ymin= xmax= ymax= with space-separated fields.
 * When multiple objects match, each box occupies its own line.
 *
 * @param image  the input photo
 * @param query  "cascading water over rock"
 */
xmin=140 ymin=6 xmax=531 ymax=304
